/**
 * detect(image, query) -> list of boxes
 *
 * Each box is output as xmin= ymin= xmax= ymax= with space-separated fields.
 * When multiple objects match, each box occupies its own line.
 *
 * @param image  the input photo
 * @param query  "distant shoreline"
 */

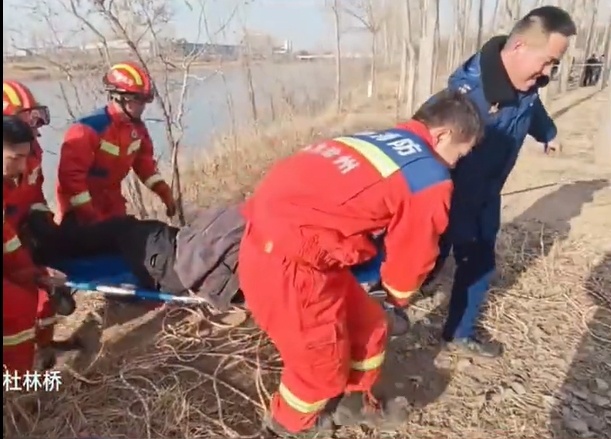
xmin=2 ymin=59 xmax=242 ymax=82
xmin=2 ymin=58 xmax=338 ymax=82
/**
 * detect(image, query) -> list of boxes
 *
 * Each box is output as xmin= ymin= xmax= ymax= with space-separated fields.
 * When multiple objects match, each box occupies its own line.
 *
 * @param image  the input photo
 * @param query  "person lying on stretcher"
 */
xmin=46 ymin=204 xmax=411 ymax=336
xmin=48 ymin=204 xmax=246 ymax=312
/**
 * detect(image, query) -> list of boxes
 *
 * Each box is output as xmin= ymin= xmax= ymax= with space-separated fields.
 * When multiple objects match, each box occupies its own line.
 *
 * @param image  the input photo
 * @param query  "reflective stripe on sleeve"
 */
xmin=127 ymin=140 xmax=141 ymax=154
xmin=382 ymin=282 xmax=419 ymax=301
xmin=3 ymin=236 xmax=22 ymax=254
xmin=70 ymin=191 xmax=92 ymax=207
xmin=30 ymin=203 xmax=51 ymax=212
xmin=143 ymin=174 xmax=164 ymax=189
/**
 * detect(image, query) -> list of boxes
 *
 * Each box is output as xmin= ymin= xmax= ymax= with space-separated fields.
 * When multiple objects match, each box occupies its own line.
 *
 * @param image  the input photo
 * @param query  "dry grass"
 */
xmin=3 ymin=80 xmax=610 ymax=439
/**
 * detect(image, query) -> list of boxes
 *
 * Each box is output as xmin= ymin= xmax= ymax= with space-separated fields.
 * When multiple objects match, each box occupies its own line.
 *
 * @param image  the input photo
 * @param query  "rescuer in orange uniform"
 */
xmin=239 ymin=89 xmax=485 ymax=437
xmin=56 ymin=62 xmax=176 ymax=227
xmin=3 ymin=115 xmax=62 ymax=374
xmin=2 ymin=80 xmax=58 ymax=259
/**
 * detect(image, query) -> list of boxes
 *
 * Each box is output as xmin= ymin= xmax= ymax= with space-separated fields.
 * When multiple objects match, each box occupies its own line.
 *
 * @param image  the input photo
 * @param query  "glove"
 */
xmin=152 ymin=181 xmax=177 ymax=217
xmin=75 ymin=204 xmax=101 ymax=225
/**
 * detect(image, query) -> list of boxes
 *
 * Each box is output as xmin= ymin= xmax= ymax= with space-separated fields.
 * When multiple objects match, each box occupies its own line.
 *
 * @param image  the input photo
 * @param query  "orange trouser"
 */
xmin=36 ymin=287 xmax=56 ymax=347
xmin=239 ymin=226 xmax=388 ymax=434
xmin=3 ymin=278 xmax=38 ymax=374
xmin=3 ymin=278 xmax=56 ymax=374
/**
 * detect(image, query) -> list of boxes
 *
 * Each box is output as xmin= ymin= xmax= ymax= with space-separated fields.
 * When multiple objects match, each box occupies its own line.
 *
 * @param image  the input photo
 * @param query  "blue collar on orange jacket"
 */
xmin=395 ymin=119 xmax=434 ymax=149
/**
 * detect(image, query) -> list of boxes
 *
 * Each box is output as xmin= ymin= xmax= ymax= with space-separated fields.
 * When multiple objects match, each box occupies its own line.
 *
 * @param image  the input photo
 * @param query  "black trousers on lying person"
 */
xmin=39 ymin=213 xmax=188 ymax=295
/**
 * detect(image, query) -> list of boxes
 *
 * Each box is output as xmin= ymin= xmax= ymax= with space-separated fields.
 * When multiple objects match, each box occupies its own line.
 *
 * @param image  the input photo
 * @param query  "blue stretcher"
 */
xmin=53 ymin=251 xmax=385 ymax=306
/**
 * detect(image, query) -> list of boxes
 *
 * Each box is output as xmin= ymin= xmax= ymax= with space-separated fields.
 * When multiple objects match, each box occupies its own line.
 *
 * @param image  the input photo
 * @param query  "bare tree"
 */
xmin=328 ymin=0 xmax=343 ymax=113
xmin=415 ymin=0 xmax=438 ymax=107
xmin=342 ymin=0 xmax=388 ymax=96
xmin=594 ymin=84 xmax=611 ymax=166
xmin=476 ymin=0 xmax=485 ymax=49
xmin=601 ymin=20 xmax=611 ymax=88
xmin=11 ymin=0 xmax=242 ymax=225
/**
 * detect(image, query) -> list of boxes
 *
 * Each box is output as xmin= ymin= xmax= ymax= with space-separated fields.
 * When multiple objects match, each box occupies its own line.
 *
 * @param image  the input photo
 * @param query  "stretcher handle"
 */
xmin=65 ymin=281 xmax=209 ymax=305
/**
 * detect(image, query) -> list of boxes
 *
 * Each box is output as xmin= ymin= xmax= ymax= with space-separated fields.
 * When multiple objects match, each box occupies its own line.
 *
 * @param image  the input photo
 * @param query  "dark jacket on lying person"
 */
xmin=39 ymin=205 xmax=246 ymax=312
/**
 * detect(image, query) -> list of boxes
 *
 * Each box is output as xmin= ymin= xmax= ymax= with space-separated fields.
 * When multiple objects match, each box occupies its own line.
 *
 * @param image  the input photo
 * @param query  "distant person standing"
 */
xmin=582 ymin=54 xmax=599 ymax=86
xmin=424 ymin=6 xmax=576 ymax=358
xmin=592 ymin=54 xmax=605 ymax=85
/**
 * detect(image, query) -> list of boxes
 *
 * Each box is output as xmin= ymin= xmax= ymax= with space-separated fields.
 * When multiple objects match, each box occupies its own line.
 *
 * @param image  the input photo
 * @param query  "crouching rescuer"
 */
xmin=239 ymin=89 xmax=484 ymax=437
xmin=56 ymin=61 xmax=176 ymax=227
xmin=3 ymin=116 xmax=75 ymax=373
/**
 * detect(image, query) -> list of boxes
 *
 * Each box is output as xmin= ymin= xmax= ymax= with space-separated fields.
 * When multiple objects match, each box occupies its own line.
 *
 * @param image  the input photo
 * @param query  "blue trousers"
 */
xmin=429 ymin=236 xmax=496 ymax=340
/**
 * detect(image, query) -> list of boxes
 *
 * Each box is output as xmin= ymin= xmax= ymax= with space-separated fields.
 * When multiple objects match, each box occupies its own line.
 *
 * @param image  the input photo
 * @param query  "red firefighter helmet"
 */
xmin=103 ymin=62 xmax=154 ymax=103
xmin=3 ymin=80 xmax=50 ymax=128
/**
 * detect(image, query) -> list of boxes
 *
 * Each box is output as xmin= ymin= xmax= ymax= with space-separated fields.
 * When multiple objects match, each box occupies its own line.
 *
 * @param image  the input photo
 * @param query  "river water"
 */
xmin=20 ymin=61 xmax=366 ymax=197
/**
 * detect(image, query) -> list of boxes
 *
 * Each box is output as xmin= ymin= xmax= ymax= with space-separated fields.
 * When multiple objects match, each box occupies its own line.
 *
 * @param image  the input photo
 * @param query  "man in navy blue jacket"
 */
xmin=430 ymin=6 xmax=576 ymax=358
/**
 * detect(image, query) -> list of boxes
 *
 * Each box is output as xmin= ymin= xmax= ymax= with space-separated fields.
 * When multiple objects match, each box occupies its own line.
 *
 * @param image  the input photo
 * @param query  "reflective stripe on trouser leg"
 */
xmin=3 ymin=278 xmax=38 ymax=373
xmin=277 ymin=383 xmax=329 ymax=414
xmin=2 ymin=338 xmax=36 ymax=374
xmin=3 ymin=328 xmax=37 ymax=373
xmin=345 ymin=277 xmax=388 ymax=392
xmin=36 ymin=290 xmax=56 ymax=346
xmin=238 ymin=231 xmax=350 ymax=434
xmin=271 ymin=359 xmax=349 ymax=435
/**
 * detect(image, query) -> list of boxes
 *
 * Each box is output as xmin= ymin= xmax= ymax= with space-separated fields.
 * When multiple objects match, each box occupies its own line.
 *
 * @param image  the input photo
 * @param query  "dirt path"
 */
xmin=4 ymin=87 xmax=610 ymax=439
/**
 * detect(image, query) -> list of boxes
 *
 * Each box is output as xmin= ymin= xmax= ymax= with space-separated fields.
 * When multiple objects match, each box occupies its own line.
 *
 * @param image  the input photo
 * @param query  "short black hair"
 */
xmin=413 ymin=89 xmax=484 ymax=144
xmin=511 ymin=6 xmax=576 ymax=38
xmin=3 ymin=115 xmax=34 ymax=147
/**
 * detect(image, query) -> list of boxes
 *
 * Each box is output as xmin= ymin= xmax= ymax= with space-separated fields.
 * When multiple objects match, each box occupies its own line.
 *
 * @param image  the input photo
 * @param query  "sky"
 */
xmin=3 ymin=0 xmax=610 ymax=52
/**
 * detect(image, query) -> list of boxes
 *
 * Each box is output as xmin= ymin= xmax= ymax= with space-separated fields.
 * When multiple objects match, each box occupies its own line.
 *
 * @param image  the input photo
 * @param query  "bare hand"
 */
xmin=39 ymin=268 xmax=68 ymax=288
xmin=545 ymin=139 xmax=563 ymax=155
xmin=165 ymin=200 xmax=177 ymax=217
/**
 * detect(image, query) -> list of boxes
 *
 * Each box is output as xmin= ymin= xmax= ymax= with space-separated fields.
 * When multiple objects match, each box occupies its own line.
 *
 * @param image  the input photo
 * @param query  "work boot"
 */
xmin=50 ymin=285 xmax=77 ymax=316
xmin=263 ymin=413 xmax=335 ymax=438
xmin=445 ymin=337 xmax=503 ymax=359
xmin=332 ymin=392 xmax=410 ymax=432
xmin=35 ymin=346 xmax=57 ymax=371
xmin=384 ymin=305 xmax=410 ymax=337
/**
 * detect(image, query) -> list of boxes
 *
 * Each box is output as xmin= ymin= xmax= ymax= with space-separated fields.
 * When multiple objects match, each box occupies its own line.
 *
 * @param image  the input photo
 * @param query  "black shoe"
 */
xmin=263 ymin=413 xmax=335 ymax=438
xmin=51 ymin=286 xmax=77 ymax=316
xmin=385 ymin=306 xmax=411 ymax=337
xmin=445 ymin=337 xmax=503 ymax=358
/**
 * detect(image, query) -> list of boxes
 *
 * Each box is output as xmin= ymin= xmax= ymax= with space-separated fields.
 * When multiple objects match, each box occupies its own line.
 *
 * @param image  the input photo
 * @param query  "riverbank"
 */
xmin=5 ymin=69 xmax=609 ymax=438
xmin=3 ymin=58 xmax=330 ymax=82
xmin=3 ymin=58 xmax=244 ymax=81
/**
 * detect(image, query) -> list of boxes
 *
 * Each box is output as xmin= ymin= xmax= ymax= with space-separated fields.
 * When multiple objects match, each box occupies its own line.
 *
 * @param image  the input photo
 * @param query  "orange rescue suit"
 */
xmin=238 ymin=120 xmax=453 ymax=433
xmin=3 ymin=140 xmax=52 ymax=228
xmin=3 ymin=182 xmax=55 ymax=374
xmin=56 ymin=105 xmax=165 ymax=224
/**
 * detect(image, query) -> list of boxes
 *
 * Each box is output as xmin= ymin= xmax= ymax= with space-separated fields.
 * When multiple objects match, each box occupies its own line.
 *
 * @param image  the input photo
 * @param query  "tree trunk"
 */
xmin=415 ymin=0 xmax=438 ymax=107
xmin=600 ymin=21 xmax=611 ymax=88
xmin=559 ymin=37 xmax=576 ymax=93
xmin=476 ymin=0 xmax=484 ymax=49
xmin=369 ymin=33 xmax=377 ymax=97
xmin=332 ymin=0 xmax=342 ymax=113
xmin=582 ymin=0 xmax=599 ymax=59
xmin=594 ymin=85 xmax=611 ymax=166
